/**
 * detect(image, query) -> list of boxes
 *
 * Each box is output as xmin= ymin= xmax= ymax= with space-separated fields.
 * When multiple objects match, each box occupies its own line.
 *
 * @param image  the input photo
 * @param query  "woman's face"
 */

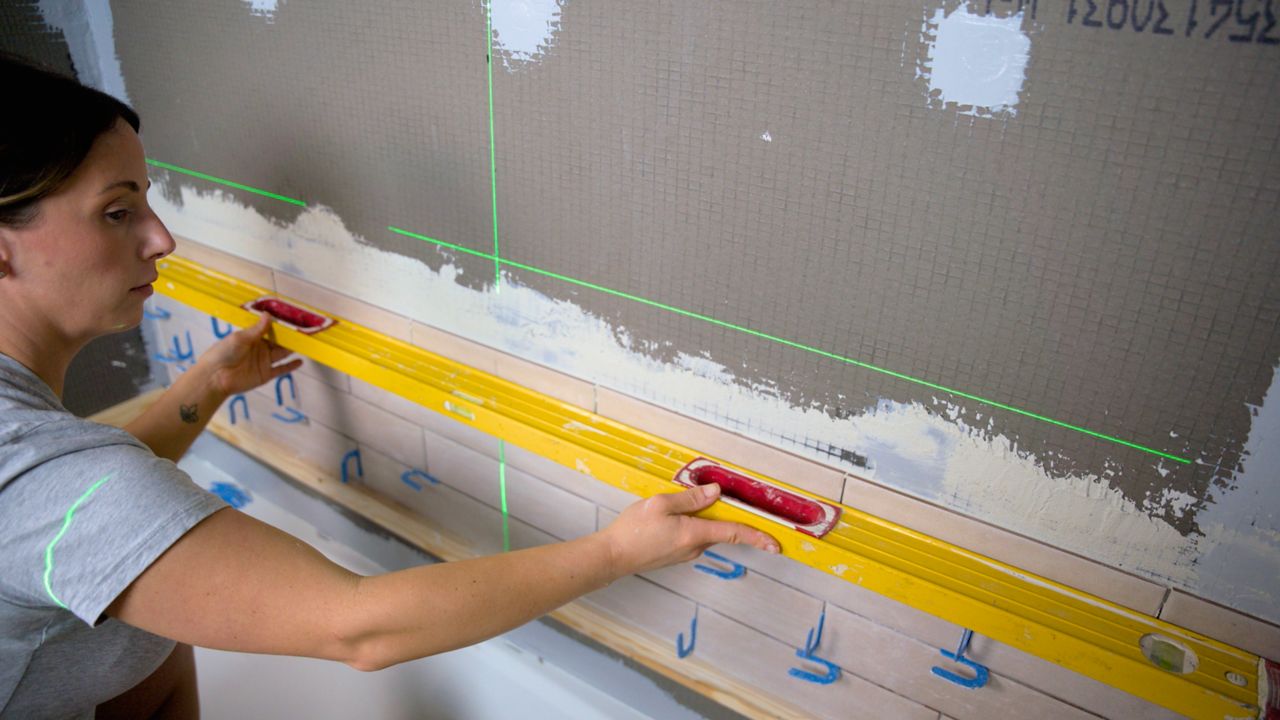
xmin=0 ymin=118 xmax=175 ymax=343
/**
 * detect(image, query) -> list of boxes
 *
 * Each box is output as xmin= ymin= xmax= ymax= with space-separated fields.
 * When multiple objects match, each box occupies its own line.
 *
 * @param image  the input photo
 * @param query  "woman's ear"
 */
xmin=0 ymin=232 xmax=12 ymax=279
xmin=0 ymin=223 xmax=23 ymax=279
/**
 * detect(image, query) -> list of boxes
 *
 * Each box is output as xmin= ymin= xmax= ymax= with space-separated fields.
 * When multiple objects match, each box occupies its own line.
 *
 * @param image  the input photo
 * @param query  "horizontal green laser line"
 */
xmin=146 ymin=159 xmax=307 ymax=207
xmin=387 ymin=224 xmax=1192 ymax=465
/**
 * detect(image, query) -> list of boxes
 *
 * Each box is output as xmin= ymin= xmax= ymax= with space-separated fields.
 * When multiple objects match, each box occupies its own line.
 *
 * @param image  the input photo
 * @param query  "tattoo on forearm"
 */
xmin=179 ymin=403 xmax=199 ymax=424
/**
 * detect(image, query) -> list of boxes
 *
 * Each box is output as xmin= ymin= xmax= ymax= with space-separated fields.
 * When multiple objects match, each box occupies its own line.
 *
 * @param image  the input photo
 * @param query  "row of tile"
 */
xmin=168 ymin=350 xmax=1164 ymax=716
xmin=168 ymin=235 xmax=1280 ymax=662
xmin=204 ymin=385 xmax=1114 ymax=719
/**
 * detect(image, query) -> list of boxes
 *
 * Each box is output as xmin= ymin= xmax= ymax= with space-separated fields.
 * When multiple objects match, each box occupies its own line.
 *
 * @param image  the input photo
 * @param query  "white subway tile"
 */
xmin=410 ymin=321 xmax=499 ymax=374
xmin=493 ymin=351 xmax=594 ymax=409
xmin=294 ymin=360 xmax=351 ymax=393
xmin=596 ymin=388 xmax=844 ymax=502
xmin=694 ymin=608 xmax=937 ymax=720
xmin=710 ymin=542 xmax=959 ymax=648
xmin=503 ymin=443 xmax=640 ymax=513
xmin=341 ymin=395 xmax=426 ymax=470
xmin=218 ymin=389 xmax=354 ymax=478
xmin=842 ymin=474 xmax=1167 ymax=615
xmin=504 ymin=466 xmax=597 ymax=541
xmin=823 ymin=605 xmax=1097 ymax=720
xmin=361 ymin=448 xmax=505 ymax=556
xmin=286 ymin=374 xmax=425 ymax=470
xmin=581 ymin=575 xmax=698 ymax=644
xmin=350 ymin=376 xmax=435 ymax=427
xmin=1160 ymin=590 xmax=1280 ymax=660
xmin=285 ymin=370 xmax=346 ymax=429
xmin=642 ymin=558 xmax=824 ymax=647
xmin=419 ymin=433 xmax=595 ymax=541
xmin=423 ymin=432 xmax=502 ymax=505
xmin=958 ymin=634 xmax=1184 ymax=720
xmin=416 ymin=403 xmax=503 ymax=460
xmin=173 ymin=235 xmax=276 ymax=290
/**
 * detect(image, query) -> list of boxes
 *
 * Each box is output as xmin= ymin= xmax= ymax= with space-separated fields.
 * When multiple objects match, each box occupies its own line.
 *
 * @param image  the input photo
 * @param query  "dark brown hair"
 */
xmin=0 ymin=52 xmax=141 ymax=227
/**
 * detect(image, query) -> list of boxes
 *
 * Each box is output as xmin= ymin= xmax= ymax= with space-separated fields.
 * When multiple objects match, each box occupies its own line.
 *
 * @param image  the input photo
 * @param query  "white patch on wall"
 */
xmin=917 ymin=5 xmax=1031 ymax=117
xmin=242 ymin=0 xmax=283 ymax=20
xmin=1189 ymin=363 xmax=1280 ymax=623
xmin=37 ymin=0 xmax=130 ymax=103
xmin=490 ymin=0 xmax=565 ymax=70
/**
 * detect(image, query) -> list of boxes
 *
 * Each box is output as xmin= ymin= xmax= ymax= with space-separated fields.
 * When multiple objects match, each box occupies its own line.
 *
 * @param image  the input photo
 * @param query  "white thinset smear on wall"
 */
xmin=1189 ymin=364 xmax=1280 ymax=623
xmin=37 ymin=0 xmax=130 ymax=104
xmin=241 ymin=0 xmax=283 ymax=21
xmin=917 ymin=5 xmax=1030 ymax=117
xmin=147 ymin=184 xmax=1216 ymax=591
xmin=490 ymin=0 xmax=565 ymax=70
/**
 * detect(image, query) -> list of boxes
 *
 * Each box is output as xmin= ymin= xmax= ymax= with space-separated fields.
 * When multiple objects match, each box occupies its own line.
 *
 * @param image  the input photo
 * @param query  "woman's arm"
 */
xmin=122 ymin=360 xmax=229 ymax=462
xmin=107 ymin=483 xmax=777 ymax=670
xmin=124 ymin=316 xmax=298 ymax=462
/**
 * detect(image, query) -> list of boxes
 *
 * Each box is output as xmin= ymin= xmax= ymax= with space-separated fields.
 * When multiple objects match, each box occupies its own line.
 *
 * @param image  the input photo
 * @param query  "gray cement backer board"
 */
xmin=94 ymin=1 xmax=1279 ymax=612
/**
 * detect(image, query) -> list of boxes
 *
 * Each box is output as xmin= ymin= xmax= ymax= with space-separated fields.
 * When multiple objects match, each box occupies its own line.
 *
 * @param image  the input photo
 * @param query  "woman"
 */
xmin=0 ymin=54 xmax=779 ymax=719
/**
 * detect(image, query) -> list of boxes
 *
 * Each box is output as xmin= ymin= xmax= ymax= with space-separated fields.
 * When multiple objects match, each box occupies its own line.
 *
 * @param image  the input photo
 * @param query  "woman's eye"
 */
xmin=105 ymin=209 xmax=131 ymax=222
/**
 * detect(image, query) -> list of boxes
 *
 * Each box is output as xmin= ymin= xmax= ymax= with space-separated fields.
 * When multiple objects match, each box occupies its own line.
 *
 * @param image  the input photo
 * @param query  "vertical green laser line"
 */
xmin=487 ymin=0 xmax=508 ymax=545
xmin=485 ymin=0 xmax=502 ymax=292
xmin=385 ymin=224 xmax=1192 ymax=465
xmin=498 ymin=440 xmax=510 ymax=551
xmin=44 ymin=474 xmax=112 ymax=609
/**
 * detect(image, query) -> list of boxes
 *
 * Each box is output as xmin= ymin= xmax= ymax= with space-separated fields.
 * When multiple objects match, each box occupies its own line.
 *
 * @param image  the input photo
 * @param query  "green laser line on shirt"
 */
xmin=43 ymin=475 xmax=113 ymax=609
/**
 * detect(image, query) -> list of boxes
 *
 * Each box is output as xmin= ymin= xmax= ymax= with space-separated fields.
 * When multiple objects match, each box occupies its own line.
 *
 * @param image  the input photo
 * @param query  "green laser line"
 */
xmin=484 ymin=1 xmax=502 ymax=292
xmin=146 ymin=159 xmax=307 ymax=207
xmin=498 ymin=440 xmax=510 ymax=551
xmin=44 ymin=474 xmax=112 ymax=609
xmin=386 ymin=224 xmax=1192 ymax=465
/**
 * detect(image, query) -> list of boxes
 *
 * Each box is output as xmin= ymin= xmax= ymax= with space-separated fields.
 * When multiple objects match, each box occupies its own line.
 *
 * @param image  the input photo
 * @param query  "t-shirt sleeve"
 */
xmin=0 ymin=442 xmax=227 ymax=625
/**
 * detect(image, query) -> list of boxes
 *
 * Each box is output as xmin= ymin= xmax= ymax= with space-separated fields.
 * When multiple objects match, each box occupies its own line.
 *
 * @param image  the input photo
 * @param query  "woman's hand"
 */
xmin=123 ymin=315 xmax=300 ymax=462
xmin=200 ymin=315 xmax=302 ymax=398
xmin=600 ymin=484 xmax=780 ymax=577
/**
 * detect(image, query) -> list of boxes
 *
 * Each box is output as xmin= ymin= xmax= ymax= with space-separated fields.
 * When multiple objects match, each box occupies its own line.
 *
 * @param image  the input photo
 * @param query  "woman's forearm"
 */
xmin=123 ymin=362 xmax=228 ymax=462
xmin=342 ymin=533 xmax=618 ymax=670
xmin=340 ymin=487 xmax=769 ymax=670
xmin=106 ymin=486 xmax=774 ymax=671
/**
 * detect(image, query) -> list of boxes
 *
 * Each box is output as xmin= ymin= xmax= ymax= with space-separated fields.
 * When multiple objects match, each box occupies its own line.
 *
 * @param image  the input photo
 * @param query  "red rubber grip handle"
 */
xmin=250 ymin=298 xmax=328 ymax=330
xmin=686 ymin=463 xmax=825 ymax=526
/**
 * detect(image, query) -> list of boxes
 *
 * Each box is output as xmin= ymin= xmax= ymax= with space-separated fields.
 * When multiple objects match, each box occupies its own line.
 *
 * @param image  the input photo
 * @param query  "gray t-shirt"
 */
xmin=0 ymin=354 xmax=227 ymax=719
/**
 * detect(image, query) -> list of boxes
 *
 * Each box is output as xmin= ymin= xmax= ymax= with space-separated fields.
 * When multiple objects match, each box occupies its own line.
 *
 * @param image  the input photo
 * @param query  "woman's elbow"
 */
xmin=325 ymin=614 xmax=394 ymax=672
xmin=344 ymin=649 xmax=390 ymax=673
xmin=328 ymin=624 xmax=392 ymax=672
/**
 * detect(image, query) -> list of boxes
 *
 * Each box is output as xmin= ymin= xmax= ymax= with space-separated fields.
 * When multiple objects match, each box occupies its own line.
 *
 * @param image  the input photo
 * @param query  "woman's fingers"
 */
xmin=236 ymin=314 xmax=270 ymax=342
xmin=601 ymin=484 xmax=781 ymax=577
xmin=270 ymin=358 xmax=303 ymax=378
xmin=654 ymin=484 xmax=720 ymax=515
xmin=689 ymin=518 xmax=780 ymax=554
xmin=651 ymin=485 xmax=779 ymax=554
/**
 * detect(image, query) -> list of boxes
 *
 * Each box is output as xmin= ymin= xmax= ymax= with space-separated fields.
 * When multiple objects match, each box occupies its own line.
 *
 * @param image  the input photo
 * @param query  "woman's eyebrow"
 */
xmin=98 ymin=179 xmax=141 ymax=194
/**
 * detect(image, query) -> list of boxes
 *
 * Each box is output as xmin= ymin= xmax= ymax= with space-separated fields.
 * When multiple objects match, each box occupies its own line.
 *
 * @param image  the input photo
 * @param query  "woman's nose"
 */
xmin=142 ymin=212 xmax=176 ymax=260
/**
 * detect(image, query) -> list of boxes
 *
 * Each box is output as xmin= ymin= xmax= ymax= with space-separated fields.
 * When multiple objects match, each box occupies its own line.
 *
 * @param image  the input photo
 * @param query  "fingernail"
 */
xmin=702 ymin=483 xmax=719 ymax=498
xmin=768 ymin=544 xmax=781 ymax=554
